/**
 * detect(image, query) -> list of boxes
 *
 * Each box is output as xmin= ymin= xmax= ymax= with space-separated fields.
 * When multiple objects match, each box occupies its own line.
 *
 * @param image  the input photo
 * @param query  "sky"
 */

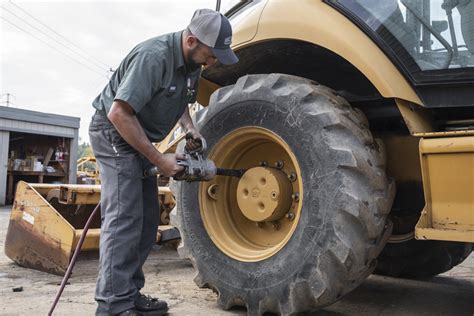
xmin=0 ymin=0 xmax=236 ymax=143
xmin=2 ymin=1 xmax=470 ymax=145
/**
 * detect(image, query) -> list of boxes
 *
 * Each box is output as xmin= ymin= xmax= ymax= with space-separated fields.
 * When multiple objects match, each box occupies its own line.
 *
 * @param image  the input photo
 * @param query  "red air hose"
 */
xmin=48 ymin=203 xmax=100 ymax=315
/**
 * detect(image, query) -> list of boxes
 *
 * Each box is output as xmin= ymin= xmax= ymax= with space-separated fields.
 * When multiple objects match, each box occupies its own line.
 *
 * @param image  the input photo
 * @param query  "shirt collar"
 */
xmin=173 ymin=30 xmax=186 ymax=71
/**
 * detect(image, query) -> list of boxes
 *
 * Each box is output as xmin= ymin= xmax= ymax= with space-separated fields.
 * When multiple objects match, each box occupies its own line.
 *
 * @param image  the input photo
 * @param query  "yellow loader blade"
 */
xmin=5 ymin=181 xmax=98 ymax=275
xmin=4 ymin=181 xmax=177 ymax=275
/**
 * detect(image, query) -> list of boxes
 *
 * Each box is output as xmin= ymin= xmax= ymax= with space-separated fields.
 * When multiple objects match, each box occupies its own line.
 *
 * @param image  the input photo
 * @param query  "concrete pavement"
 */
xmin=0 ymin=205 xmax=473 ymax=315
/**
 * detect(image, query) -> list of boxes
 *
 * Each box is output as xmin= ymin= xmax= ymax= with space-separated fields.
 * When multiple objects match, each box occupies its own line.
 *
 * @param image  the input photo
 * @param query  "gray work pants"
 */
xmin=89 ymin=111 xmax=159 ymax=315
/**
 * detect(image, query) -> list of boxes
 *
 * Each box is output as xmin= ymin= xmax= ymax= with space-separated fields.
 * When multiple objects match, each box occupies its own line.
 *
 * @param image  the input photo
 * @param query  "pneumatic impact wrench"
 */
xmin=144 ymin=133 xmax=246 ymax=181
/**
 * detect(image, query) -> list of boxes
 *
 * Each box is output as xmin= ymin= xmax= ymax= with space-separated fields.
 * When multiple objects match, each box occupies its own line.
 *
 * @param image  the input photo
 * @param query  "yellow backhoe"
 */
xmin=4 ymin=1 xmax=473 ymax=315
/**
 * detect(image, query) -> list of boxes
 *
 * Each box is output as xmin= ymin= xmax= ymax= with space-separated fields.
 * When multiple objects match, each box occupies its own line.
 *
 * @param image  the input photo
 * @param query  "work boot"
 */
xmin=116 ymin=308 xmax=167 ymax=316
xmin=116 ymin=308 xmax=144 ymax=316
xmin=134 ymin=293 xmax=169 ymax=312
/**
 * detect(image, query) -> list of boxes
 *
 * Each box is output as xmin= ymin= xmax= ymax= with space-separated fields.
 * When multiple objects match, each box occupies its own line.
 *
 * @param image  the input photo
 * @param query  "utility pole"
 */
xmin=1 ymin=93 xmax=14 ymax=107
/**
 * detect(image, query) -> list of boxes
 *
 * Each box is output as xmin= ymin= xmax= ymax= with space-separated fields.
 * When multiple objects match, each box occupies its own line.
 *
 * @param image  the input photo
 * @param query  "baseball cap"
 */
xmin=188 ymin=8 xmax=239 ymax=65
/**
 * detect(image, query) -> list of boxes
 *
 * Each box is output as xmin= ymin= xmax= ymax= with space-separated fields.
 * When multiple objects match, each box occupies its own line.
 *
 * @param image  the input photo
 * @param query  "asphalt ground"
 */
xmin=0 ymin=205 xmax=473 ymax=315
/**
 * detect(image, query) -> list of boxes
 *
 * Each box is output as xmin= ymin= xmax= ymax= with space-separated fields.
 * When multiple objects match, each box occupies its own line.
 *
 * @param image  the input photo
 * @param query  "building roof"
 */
xmin=0 ymin=105 xmax=80 ymax=129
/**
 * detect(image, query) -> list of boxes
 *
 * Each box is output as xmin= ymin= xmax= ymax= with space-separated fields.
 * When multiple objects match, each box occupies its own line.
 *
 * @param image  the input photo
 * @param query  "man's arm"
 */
xmin=108 ymin=100 xmax=183 ymax=176
xmin=179 ymin=105 xmax=195 ymax=132
xmin=179 ymin=105 xmax=203 ymax=151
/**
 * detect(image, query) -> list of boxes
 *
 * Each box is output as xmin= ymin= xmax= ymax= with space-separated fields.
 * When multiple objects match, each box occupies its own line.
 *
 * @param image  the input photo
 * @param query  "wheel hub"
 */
xmin=237 ymin=167 xmax=293 ymax=222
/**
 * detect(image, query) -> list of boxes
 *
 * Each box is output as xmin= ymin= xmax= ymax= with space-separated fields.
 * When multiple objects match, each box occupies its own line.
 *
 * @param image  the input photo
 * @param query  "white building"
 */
xmin=0 ymin=106 xmax=80 ymax=205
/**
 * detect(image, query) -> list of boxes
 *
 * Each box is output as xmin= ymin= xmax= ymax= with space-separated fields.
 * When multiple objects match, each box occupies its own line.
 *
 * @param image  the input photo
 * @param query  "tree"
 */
xmin=77 ymin=141 xmax=93 ymax=159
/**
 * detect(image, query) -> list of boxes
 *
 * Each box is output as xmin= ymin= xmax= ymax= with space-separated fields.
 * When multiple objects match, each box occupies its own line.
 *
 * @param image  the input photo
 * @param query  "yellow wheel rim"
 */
xmin=199 ymin=127 xmax=303 ymax=262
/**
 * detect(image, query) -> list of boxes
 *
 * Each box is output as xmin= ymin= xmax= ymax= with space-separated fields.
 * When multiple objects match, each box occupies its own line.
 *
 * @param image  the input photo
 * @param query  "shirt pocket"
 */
xmin=161 ymin=82 xmax=185 ymax=106
xmin=157 ymin=84 xmax=186 ymax=120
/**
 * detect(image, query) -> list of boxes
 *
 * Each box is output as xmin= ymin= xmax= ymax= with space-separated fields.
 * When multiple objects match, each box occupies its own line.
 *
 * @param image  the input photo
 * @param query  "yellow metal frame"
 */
xmin=59 ymin=184 xmax=101 ymax=205
xmin=395 ymin=99 xmax=434 ymax=135
xmin=5 ymin=181 xmax=178 ymax=275
xmin=77 ymin=156 xmax=100 ymax=184
xmin=5 ymin=182 xmax=83 ymax=275
xmin=252 ymin=1 xmax=422 ymax=104
xmin=382 ymin=134 xmax=422 ymax=183
xmin=416 ymin=135 xmax=474 ymax=242
xmin=197 ymin=0 xmax=423 ymax=108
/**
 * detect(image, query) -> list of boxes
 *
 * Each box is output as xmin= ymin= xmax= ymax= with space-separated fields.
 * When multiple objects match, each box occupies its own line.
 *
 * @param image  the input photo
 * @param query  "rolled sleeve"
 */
xmin=115 ymin=52 xmax=162 ymax=113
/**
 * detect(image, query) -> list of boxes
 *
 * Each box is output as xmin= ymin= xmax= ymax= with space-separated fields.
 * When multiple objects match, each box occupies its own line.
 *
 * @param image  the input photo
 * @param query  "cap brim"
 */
xmin=212 ymin=47 xmax=239 ymax=65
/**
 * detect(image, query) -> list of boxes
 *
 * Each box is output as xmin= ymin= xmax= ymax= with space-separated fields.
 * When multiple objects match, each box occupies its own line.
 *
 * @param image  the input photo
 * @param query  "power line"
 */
xmin=85 ymin=74 xmax=108 ymax=94
xmin=4 ymin=2 xmax=111 ymax=72
xmin=1 ymin=5 xmax=108 ymax=73
xmin=1 ymin=15 xmax=107 ymax=77
xmin=8 ymin=0 xmax=113 ymax=71
xmin=0 ymin=16 xmax=108 ymax=77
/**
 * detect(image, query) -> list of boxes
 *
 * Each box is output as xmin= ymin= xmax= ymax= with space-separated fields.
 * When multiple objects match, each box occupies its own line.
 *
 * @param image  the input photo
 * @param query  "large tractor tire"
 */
xmin=375 ymin=211 xmax=472 ymax=278
xmin=174 ymin=74 xmax=395 ymax=314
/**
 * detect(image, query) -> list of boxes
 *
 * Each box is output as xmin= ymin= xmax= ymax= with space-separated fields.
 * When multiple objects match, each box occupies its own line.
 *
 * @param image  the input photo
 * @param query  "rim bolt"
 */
xmin=275 ymin=160 xmax=284 ymax=169
xmin=292 ymin=192 xmax=299 ymax=202
xmin=286 ymin=212 xmax=295 ymax=221
xmin=259 ymin=161 xmax=268 ymax=167
xmin=288 ymin=172 xmax=297 ymax=182
xmin=271 ymin=191 xmax=278 ymax=201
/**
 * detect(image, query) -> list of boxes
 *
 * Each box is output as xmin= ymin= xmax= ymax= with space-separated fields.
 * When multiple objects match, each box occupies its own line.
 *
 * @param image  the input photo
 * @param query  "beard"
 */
xmin=185 ymin=47 xmax=203 ymax=72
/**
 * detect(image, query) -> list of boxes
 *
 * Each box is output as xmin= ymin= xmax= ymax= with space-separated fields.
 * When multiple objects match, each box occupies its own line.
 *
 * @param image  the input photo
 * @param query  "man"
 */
xmin=89 ymin=8 xmax=238 ymax=316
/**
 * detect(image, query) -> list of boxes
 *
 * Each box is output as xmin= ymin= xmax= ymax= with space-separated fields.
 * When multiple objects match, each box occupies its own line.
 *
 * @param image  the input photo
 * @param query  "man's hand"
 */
xmin=154 ymin=153 xmax=185 ymax=177
xmin=178 ymin=105 xmax=205 ymax=152
xmin=185 ymin=128 xmax=204 ymax=152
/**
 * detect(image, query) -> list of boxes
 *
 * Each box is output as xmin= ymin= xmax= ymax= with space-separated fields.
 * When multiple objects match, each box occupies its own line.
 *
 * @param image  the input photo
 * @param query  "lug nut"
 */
xmin=291 ymin=192 xmax=299 ymax=202
xmin=259 ymin=161 xmax=268 ymax=167
xmin=275 ymin=160 xmax=284 ymax=169
xmin=288 ymin=172 xmax=297 ymax=182
xmin=271 ymin=221 xmax=281 ymax=230
xmin=286 ymin=212 xmax=295 ymax=221
xmin=207 ymin=184 xmax=219 ymax=200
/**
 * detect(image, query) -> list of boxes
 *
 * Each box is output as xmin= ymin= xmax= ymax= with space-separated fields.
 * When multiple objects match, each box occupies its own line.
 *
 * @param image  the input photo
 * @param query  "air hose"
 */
xmin=48 ymin=203 xmax=101 ymax=315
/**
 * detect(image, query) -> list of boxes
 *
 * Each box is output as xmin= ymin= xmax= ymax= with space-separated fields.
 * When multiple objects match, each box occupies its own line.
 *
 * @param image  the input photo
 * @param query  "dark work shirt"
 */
xmin=92 ymin=31 xmax=201 ymax=142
